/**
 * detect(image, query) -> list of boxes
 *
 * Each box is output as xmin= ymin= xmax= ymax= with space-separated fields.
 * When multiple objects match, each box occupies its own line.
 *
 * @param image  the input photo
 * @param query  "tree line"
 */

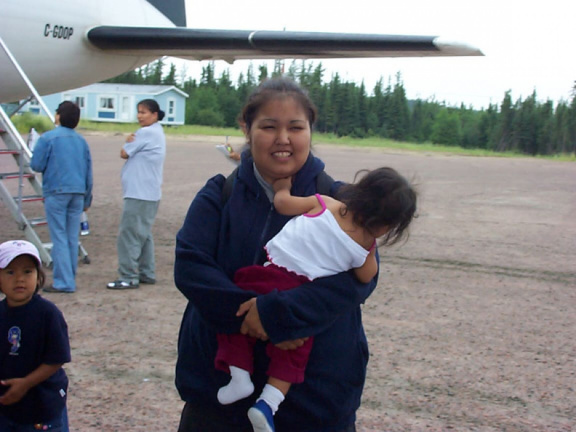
xmin=105 ymin=59 xmax=576 ymax=156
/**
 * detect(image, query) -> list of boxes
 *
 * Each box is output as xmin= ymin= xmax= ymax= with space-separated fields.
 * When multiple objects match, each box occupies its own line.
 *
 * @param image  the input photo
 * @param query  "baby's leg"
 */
xmin=248 ymin=379 xmax=290 ymax=432
xmin=217 ymin=365 xmax=255 ymax=405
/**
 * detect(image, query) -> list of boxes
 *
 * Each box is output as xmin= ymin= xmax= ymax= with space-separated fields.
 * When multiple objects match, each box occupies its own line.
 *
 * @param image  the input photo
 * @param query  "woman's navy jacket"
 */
xmin=174 ymin=151 xmax=378 ymax=431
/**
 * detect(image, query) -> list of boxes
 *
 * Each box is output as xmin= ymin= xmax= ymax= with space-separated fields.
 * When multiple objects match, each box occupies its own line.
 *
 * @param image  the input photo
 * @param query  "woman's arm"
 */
xmin=256 ymin=266 xmax=378 ymax=344
xmin=174 ymin=176 xmax=256 ymax=334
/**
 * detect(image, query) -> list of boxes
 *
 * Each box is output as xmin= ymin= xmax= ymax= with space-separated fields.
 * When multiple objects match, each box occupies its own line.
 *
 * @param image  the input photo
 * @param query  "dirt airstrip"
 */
xmin=1 ymin=132 xmax=575 ymax=431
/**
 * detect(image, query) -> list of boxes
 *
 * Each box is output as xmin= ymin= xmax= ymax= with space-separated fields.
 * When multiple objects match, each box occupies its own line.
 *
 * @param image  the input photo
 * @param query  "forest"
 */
xmin=105 ymin=59 xmax=576 ymax=156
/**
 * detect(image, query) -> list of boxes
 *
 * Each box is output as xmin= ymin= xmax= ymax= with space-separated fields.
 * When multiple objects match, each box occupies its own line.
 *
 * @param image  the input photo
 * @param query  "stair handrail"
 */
xmin=0 ymin=105 xmax=32 ymax=158
xmin=0 ymin=35 xmax=55 ymax=124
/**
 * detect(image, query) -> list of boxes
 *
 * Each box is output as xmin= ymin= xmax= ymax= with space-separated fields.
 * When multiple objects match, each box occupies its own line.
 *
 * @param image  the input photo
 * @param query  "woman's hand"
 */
xmin=237 ymin=298 xmax=268 ymax=341
xmin=126 ymin=133 xmax=136 ymax=143
xmin=275 ymin=337 xmax=309 ymax=350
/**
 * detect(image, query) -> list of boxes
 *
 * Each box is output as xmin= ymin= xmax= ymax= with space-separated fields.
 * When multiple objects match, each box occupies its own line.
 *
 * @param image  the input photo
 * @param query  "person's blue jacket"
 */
xmin=30 ymin=126 xmax=93 ymax=209
xmin=174 ymin=151 xmax=378 ymax=431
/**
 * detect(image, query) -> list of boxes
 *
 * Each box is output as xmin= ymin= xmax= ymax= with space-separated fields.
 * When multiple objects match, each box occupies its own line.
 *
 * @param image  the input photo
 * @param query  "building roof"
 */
xmin=63 ymin=83 xmax=188 ymax=98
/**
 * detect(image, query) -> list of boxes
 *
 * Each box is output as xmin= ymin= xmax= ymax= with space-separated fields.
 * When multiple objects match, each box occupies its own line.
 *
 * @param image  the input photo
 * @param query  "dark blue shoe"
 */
xmin=248 ymin=400 xmax=275 ymax=432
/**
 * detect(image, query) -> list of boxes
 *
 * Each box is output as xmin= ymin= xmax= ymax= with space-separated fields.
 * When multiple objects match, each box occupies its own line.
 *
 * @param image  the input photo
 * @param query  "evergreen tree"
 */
xmin=387 ymin=74 xmax=410 ymax=140
xmin=99 ymin=59 xmax=572 ymax=156
xmin=189 ymin=86 xmax=224 ymax=126
xmin=458 ymin=104 xmax=483 ymax=148
xmin=477 ymin=104 xmax=499 ymax=150
xmin=258 ymin=64 xmax=269 ymax=82
xmin=163 ymin=63 xmax=177 ymax=86
xmin=200 ymin=62 xmax=217 ymax=88
xmin=150 ymin=58 xmax=164 ymax=84
xmin=494 ymin=91 xmax=515 ymax=151
xmin=430 ymin=108 xmax=461 ymax=146
xmin=216 ymin=69 xmax=241 ymax=127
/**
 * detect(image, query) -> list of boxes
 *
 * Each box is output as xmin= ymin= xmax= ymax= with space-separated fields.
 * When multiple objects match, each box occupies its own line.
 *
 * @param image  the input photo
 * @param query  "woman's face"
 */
xmin=247 ymin=96 xmax=311 ymax=184
xmin=137 ymin=105 xmax=158 ymax=127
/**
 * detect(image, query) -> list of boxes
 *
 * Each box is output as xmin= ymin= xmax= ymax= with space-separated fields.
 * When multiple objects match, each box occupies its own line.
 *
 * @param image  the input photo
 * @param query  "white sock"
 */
xmin=217 ymin=366 xmax=254 ymax=405
xmin=257 ymin=383 xmax=285 ymax=415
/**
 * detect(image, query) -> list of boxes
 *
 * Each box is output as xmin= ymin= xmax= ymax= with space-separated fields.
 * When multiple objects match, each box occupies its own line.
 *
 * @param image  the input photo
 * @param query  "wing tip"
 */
xmin=433 ymin=37 xmax=484 ymax=56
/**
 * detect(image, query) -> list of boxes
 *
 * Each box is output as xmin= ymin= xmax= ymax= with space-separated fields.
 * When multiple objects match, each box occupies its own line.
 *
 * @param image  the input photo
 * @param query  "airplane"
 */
xmin=0 ymin=0 xmax=483 ymax=104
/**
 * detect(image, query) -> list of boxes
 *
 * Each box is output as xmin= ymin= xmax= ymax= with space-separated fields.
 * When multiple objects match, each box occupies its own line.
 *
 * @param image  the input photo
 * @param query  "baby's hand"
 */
xmin=273 ymin=177 xmax=292 ymax=193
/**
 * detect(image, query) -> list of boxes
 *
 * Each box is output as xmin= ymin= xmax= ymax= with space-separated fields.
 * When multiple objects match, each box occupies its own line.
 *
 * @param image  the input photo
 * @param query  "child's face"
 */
xmin=0 ymin=254 xmax=38 ymax=307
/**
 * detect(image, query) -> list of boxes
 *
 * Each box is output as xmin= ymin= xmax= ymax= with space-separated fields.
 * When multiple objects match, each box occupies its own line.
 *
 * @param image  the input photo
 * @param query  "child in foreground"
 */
xmin=215 ymin=167 xmax=417 ymax=432
xmin=0 ymin=240 xmax=71 ymax=431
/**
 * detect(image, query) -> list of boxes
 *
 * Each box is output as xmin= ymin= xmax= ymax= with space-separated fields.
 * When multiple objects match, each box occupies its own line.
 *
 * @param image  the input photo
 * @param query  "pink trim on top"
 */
xmin=369 ymin=239 xmax=377 ymax=252
xmin=303 ymin=194 xmax=327 ymax=218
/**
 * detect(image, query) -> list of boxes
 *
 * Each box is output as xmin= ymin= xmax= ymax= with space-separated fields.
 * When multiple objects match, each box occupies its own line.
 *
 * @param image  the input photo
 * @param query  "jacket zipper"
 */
xmin=252 ymin=202 xmax=275 ymax=265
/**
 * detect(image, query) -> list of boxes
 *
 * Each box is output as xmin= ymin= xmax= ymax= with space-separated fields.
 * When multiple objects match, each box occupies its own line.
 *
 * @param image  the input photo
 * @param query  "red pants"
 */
xmin=215 ymin=264 xmax=313 ymax=384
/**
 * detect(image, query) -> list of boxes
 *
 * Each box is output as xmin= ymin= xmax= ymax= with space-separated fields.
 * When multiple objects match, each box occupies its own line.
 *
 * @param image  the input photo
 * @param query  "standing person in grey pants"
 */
xmin=107 ymin=99 xmax=166 ymax=290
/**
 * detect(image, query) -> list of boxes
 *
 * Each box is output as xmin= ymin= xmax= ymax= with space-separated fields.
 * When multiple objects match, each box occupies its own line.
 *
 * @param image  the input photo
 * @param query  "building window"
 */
xmin=99 ymin=97 xmax=115 ymax=110
xmin=98 ymin=96 xmax=116 ymax=119
xmin=62 ymin=94 xmax=85 ymax=109
xmin=168 ymin=99 xmax=175 ymax=116
xmin=75 ymin=97 xmax=85 ymax=109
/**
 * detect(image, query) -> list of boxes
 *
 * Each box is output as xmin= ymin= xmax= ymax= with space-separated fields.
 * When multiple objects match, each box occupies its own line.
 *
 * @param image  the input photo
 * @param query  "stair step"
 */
xmin=13 ymin=194 xmax=43 ymax=203
xmin=0 ymin=149 xmax=20 ymax=155
xmin=0 ymin=172 xmax=35 ymax=179
xmin=28 ymin=217 xmax=47 ymax=226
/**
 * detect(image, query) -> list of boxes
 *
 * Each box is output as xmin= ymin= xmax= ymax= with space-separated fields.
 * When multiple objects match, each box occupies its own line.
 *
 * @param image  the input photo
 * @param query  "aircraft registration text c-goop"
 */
xmin=44 ymin=24 xmax=74 ymax=40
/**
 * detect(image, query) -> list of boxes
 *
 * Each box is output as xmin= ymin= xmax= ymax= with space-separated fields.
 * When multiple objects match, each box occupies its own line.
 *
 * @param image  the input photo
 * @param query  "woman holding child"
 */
xmin=174 ymin=77 xmax=415 ymax=431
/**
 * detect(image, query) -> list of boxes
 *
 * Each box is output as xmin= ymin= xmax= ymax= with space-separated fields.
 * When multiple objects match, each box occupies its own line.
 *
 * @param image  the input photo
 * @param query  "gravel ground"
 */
xmin=1 ymin=133 xmax=574 ymax=431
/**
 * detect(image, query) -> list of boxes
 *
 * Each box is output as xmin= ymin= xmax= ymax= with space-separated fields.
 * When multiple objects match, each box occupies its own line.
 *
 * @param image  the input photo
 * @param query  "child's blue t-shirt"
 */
xmin=0 ymin=294 xmax=71 ymax=424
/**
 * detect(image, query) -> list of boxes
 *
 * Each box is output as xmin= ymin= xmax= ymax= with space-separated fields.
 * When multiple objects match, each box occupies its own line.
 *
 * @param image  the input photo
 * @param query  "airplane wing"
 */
xmin=87 ymin=27 xmax=483 ymax=62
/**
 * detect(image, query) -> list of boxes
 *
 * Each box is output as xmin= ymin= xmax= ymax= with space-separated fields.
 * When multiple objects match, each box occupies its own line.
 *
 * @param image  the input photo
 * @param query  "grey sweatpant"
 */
xmin=116 ymin=198 xmax=159 ymax=283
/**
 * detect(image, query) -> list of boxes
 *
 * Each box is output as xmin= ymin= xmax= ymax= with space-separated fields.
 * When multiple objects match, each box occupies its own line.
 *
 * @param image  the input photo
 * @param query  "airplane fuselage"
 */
xmin=0 ymin=0 xmax=170 ymax=103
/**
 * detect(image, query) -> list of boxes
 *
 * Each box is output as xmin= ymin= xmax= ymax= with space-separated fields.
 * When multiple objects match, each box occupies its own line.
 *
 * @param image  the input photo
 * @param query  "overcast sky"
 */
xmin=182 ymin=0 xmax=574 ymax=109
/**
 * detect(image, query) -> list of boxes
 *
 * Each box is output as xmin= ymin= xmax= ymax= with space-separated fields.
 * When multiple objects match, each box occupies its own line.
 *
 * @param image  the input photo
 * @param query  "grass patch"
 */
xmin=78 ymin=121 xmax=243 ymax=138
xmin=12 ymin=113 xmax=55 ymax=134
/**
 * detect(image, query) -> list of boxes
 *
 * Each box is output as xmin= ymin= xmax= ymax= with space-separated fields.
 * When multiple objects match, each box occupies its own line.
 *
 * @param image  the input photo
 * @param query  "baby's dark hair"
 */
xmin=336 ymin=167 xmax=417 ymax=246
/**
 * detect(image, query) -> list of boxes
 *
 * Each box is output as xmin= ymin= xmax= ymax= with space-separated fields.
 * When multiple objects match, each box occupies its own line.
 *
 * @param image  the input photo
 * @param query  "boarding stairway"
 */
xmin=0 ymin=35 xmax=88 ymax=267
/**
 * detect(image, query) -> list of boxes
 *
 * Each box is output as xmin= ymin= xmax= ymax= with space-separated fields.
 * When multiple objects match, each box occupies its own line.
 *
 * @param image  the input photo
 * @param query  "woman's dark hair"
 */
xmin=337 ymin=167 xmax=417 ymax=246
xmin=138 ymin=99 xmax=165 ymax=121
xmin=56 ymin=101 xmax=80 ymax=129
xmin=239 ymin=77 xmax=317 ymax=132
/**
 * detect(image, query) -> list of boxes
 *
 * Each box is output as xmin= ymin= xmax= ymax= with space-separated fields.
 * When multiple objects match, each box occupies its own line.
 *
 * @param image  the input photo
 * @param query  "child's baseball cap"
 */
xmin=0 ymin=240 xmax=42 ymax=269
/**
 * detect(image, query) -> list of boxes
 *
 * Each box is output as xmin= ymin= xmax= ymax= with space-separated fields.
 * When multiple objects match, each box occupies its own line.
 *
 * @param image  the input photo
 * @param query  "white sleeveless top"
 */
xmin=265 ymin=195 xmax=370 ymax=280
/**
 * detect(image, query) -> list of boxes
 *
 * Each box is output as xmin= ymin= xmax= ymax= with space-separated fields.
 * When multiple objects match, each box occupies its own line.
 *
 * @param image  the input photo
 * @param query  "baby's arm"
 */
xmin=353 ymin=248 xmax=378 ymax=284
xmin=273 ymin=177 xmax=321 ymax=216
xmin=0 ymin=363 xmax=63 ymax=405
